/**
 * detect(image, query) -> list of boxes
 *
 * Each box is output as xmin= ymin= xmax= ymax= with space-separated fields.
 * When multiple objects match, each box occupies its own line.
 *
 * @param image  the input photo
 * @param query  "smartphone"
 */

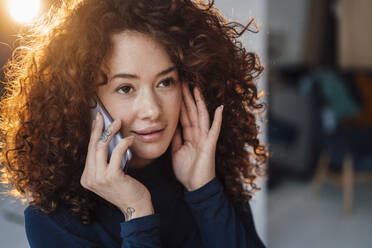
xmin=90 ymin=96 xmax=132 ymax=173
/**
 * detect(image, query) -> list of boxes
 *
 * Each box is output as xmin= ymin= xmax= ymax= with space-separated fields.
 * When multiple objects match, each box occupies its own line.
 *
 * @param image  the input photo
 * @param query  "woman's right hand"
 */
xmin=81 ymin=112 xmax=154 ymax=221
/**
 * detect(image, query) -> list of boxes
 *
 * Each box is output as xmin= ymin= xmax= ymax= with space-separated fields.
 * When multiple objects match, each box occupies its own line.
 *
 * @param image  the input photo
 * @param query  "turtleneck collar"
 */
xmin=125 ymin=149 xmax=174 ymax=188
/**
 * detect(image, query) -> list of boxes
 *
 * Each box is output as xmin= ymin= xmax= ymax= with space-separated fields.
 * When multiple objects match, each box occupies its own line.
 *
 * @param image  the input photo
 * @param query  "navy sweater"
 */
xmin=24 ymin=155 xmax=265 ymax=247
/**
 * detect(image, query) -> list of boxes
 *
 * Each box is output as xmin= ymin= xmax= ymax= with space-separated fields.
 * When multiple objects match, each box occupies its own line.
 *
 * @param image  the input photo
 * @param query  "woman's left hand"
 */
xmin=171 ymin=82 xmax=224 ymax=191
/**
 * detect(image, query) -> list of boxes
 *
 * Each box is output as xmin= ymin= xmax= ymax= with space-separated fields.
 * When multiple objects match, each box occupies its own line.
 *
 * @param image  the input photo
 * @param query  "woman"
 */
xmin=0 ymin=0 xmax=267 ymax=247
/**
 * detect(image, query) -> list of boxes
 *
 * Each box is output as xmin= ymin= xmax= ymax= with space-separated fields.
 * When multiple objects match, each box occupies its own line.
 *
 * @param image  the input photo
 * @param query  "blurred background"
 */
xmin=1 ymin=0 xmax=372 ymax=247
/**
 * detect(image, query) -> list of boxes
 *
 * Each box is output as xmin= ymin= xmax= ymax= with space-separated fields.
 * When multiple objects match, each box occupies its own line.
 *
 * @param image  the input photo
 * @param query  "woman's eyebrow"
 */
xmin=109 ymin=65 xmax=177 ymax=82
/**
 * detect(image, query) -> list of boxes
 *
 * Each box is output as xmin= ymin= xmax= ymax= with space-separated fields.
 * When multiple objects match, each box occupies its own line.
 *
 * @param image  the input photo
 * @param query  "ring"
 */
xmin=99 ymin=128 xmax=111 ymax=143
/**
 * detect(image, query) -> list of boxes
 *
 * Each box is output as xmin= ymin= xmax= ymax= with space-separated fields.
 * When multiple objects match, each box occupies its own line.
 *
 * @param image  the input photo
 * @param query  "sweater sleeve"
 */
xmin=183 ymin=177 xmax=266 ymax=248
xmin=120 ymin=213 xmax=162 ymax=247
xmin=24 ymin=207 xmax=99 ymax=248
xmin=25 ymin=206 xmax=162 ymax=248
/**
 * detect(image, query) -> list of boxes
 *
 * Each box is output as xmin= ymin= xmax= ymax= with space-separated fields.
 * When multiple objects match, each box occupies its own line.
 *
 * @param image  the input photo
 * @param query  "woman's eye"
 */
xmin=117 ymin=85 xmax=133 ymax=94
xmin=159 ymin=78 xmax=175 ymax=87
xmin=117 ymin=78 xmax=175 ymax=95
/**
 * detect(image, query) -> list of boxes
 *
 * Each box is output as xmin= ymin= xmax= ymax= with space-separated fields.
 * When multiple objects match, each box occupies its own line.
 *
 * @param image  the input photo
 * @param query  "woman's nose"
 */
xmin=135 ymin=88 xmax=161 ymax=121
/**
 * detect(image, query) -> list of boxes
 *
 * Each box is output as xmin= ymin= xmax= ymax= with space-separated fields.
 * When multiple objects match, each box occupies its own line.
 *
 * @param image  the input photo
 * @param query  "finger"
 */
xmin=171 ymin=126 xmax=182 ymax=153
xmin=180 ymin=98 xmax=191 ymax=128
xmin=95 ymin=118 xmax=121 ymax=175
xmin=85 ymin=112 xmax=104 ymax=172
xmin=86 ymin=118 xmax=96 ymax=162
xmin=108 ymin=136 xmax=135 ymax=174
xmin=208 ymin=105 xmax=224 ymax=145
xmin=180 ymin=99 xmax=194 ymax=141
xmin=182 ymin=82 xmax=199 ymax=127
xmin=89 ymin=112 xmax=104 ymax=151
xmin=91 ymin=119 xmax=96 ymax=132
xmin=194 ymin=86 xmax=210 ymax=134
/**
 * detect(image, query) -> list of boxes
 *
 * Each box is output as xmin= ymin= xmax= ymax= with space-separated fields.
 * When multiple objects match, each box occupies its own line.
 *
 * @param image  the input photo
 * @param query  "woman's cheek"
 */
xmin=120 ymin=116 xmax=134 ymax=138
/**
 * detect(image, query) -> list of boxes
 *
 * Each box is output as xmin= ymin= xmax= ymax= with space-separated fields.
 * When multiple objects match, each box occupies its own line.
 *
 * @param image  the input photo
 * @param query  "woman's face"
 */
xmin=97 ymin=30 xmax=182 ymax=168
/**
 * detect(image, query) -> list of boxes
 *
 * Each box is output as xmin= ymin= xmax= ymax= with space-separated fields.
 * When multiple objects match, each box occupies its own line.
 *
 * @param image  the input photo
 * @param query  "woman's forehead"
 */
xmin=105 ymin=31 xmax=174 ymax=77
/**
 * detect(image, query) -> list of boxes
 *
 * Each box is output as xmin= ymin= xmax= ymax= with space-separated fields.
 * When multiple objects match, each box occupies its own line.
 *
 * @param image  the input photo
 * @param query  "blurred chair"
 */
xmin=311 ymin=69 xmax=372 ymax=214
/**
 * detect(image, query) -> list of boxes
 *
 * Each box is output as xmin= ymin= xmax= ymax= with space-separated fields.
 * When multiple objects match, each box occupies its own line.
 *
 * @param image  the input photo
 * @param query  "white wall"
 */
xmin=268 ymin=0 xmax=309 ymax=66
xmin=215 ymin=0 xmax=268 ymax=244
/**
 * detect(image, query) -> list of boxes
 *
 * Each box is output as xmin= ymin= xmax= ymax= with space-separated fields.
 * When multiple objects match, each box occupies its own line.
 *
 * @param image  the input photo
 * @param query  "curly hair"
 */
xmin=0 ymin=0 xmax=267 ymax=224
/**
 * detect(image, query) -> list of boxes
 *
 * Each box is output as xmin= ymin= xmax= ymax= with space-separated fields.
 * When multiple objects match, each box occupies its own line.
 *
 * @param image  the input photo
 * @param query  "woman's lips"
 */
xmin=132 ymin=129 xmax=165 ymax=142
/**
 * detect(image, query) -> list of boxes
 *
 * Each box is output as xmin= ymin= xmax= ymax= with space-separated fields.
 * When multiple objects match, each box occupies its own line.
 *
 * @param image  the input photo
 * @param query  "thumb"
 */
xmin=171 ymin=127 xmax=182 ymax=153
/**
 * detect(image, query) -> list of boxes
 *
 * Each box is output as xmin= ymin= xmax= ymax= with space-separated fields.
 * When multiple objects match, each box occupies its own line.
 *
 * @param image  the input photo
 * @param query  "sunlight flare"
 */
xmin=8 ymin=0 xmax=41 ymax=24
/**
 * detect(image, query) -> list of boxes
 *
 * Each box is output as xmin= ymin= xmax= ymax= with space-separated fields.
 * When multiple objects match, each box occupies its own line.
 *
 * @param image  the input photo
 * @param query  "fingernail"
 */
xmin=220 ymin=105 xmax=224 ymax=111
xmin=96 ymin=111 xmax=100 ymax=120
xmin=128 ymin=136 xmax=135 ymax=141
